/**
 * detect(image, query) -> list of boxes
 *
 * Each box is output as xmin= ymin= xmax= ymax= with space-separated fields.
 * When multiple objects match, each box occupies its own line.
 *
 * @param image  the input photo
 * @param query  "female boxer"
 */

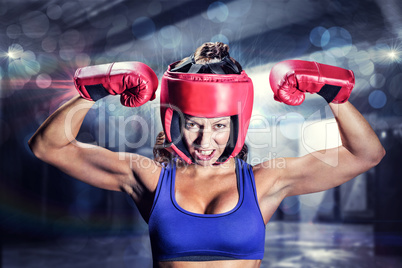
xmin=29 ymin=42 xmax=385 ymax=268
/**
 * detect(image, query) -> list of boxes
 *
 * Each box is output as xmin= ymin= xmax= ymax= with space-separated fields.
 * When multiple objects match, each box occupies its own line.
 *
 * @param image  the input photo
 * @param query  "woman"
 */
xmin=29 ymin=42 xmax=385 ymax=268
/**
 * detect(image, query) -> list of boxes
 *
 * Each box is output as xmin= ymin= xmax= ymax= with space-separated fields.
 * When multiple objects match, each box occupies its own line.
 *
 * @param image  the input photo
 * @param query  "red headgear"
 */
xmin=160 ymin=60 xmax=254 ymax=164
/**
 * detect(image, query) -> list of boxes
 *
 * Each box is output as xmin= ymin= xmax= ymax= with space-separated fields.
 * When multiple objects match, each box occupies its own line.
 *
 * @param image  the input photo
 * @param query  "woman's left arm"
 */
xmin=275 ymin=101 xmax=386 ymax=197
xmin=254 ymin=60 xmax=386 ymax=199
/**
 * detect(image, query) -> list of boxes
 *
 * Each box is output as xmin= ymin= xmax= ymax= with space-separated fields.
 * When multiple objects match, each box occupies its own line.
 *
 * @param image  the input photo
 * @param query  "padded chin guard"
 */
xmin=160 ymin=62 xmax=254 ymax=164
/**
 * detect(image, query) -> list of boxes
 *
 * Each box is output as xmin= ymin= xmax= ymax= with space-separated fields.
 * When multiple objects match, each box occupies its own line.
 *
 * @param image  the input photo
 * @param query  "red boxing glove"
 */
xmin=269 ymin=60 xmax=355 ymax=106
xmin=74 ymin=61 xmax=158 ymax=107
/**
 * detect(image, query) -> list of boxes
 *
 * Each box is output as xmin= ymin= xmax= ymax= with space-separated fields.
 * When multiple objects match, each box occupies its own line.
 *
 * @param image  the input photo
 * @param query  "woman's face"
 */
xmin=182 ymin=115 xmax=231 ymax=166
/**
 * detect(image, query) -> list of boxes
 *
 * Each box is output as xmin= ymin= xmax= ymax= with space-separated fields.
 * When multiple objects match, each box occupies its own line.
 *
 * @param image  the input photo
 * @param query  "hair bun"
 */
xmin=200 ymin=42 xmax=229 ymax=59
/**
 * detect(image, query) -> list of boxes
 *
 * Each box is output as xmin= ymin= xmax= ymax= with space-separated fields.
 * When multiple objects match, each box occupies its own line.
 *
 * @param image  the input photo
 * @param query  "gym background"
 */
xmin=1 ymin=0 xmax=401 ymax=267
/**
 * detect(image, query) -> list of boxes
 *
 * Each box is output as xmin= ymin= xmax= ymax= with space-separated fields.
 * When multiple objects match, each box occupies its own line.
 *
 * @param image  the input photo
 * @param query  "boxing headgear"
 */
xmin=160 ymin=56 xmax=254 ymax=164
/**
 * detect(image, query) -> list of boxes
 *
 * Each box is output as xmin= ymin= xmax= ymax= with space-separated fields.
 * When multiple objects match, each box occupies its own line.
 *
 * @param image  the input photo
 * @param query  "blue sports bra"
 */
xmin=148 ymin=158 xmax=266 ymax=262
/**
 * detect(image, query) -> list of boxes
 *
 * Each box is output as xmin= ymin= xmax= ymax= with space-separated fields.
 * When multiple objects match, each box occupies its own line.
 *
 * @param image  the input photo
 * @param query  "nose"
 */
xmin=195 ymin=129 xmax=213 ymax=149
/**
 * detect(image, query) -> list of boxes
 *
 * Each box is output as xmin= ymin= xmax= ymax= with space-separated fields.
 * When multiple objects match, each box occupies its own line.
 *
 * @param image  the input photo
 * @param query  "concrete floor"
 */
xmin=3 ymin=222 xmax=402 ymax=268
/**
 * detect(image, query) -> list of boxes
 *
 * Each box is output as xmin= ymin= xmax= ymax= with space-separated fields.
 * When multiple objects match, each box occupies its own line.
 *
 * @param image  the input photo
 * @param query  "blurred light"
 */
xmin=348 ymin=50 xmax=373 ymax=77
xmin=36 ymin=73 xmax=52 ymax=88
xmin=279 ymin=112 xmax=304 ymax=140
xmin=310 ymin=26 xmax=327 ymax=47
xmin=369 ymin=73 xmax=386 ymax=89
xmin=7 ymin=44 xmax=24 ymax=60
xmin=299 ymin=192 xmax=325 ymax=207
xmin=321 ymin=27 xmax=353 ymax=57
xmin=226 ymin=0 xmax=252 ymax=18
xmin=75 ymin=53 xmax=91 ymax=68
xmin=368 ymin=90 xmax=387 ymax=109
xmin=207 ymin=1 xmax=229 ymax=23
xmin=20 ymin=11 xmax=49 ymax=39
xmin=132 ymin=17 xmax=155 ymax=40
xmin=7 ymin=51 xmax=16 ymax=59
xmin=42 ymin=37 xmax=57 ymax=52
xmin=148 ymin=1 xmax=162 ymax=16
xmin=388 ymin=50 xmax=398 ymax=60
xmin=359 ymin=59 xmax=374 ymax=76
xmin=322 ymin=52 xmax=339 ymax=66
xmin=381 ymin=131 xmax=387 ymax=139
xmin=6 ymin=24 xmax=21 ymax=39
xmin=211 ymin=34 xmax=229 ymax=45
xmin=47 ymin=4 xmax=63 ymax=20
xmin=371 ymin=41 xmax=402 ymax=64
xmin=6 ymin=44 xmax=41 ymax=89
xmin=309 ymin=51 xmax=324 ymax=62
xmin=59 ymin=47 xmax=76 ymax=61
xmin=301 ymin=117 xmax=341 ymax=160
xmin=59 ymin=29 xmax=81 ymax=47
xmin=306 ymin=249 xmax=354 ymax=263
xmin=158 ymin=25 xmax=182 ymax=49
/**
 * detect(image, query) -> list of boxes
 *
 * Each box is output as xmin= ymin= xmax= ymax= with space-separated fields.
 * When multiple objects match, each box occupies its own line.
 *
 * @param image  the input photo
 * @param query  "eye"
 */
xmin=185 ymin=122 xmax=200 ymax=131
xmin=214 ymin=123 xmax=227 ymax=130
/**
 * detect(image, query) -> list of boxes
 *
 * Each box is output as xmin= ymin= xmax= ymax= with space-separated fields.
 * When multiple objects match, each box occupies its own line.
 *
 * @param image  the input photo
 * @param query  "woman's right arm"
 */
xmin=28 ymin=61 xmax=160 ymax=202
xmin=29 ymin=95 xmax=161 ymax=195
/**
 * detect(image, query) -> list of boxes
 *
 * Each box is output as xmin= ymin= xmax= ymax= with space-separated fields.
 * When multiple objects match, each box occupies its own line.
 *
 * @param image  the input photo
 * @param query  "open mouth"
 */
xmin=194 ymin=149 xmax=216 ymax=161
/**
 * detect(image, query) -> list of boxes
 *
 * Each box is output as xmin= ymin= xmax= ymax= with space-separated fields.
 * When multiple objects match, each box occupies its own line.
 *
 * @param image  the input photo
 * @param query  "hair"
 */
xmin=176 ymin=42 xmax=243 ymax=74
xmin=153 ymin=131 xmax=174 ymax=164
xmin=153 ymin=42 xmax=248 ymax=164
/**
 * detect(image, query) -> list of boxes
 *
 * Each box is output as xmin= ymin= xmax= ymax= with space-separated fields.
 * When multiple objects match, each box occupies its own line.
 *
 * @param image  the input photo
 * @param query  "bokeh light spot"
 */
xmin=228 ymin=0 xmax=252 ymax=18
xmin=368 ymin=90 xmax=387 ymax=109
xmin=60 ymin=29 xmax=81 ymax=47
xmin=132 ymin=17 xmax=155 ymax=40
xmin=20 ymin=11 xmax=49 ymax=39
xmin=369 ymin=73 xmax=386 ymax=89
xmin=310 ymin=26 xmax=327 ymax=47
xmin=211 ymin=34 xmax=229 ymax=45
xmin=75 ymin=53 xmax=91 ymax=68
xmin=6 ymin=24 xmax=21 ymax=39
xmin=207 ymin=2 xmax=229 ymax=23
xmin=322 ymin=27 xmax=352 ymax=57
xmin=36 ymin=73 xmax=52 ymax=88
xmin=7 ymin=44 xmax=24 ymax=59
xmin=148 ymin=1 xmax=162 ymax=16
xmin=47 ymin=4 xmax=63 ymax=20
xmin=42 ymin=37 xmax=57 ymax=53
xmin=158 ymin=25 xmax=182 ymax=49
xmin=359 ymin=60 xmax=374 ymax=76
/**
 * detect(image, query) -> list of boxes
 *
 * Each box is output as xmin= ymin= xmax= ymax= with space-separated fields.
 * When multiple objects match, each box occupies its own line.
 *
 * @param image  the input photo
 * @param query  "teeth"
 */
xmin=199 ymin=150 xmax=213 ymax=155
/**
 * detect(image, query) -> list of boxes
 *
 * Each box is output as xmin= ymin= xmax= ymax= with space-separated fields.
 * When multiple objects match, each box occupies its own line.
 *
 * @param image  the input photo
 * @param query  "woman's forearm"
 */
xmin=28 ymin=94 xmax=95 ymax=159
xmin=329 ymin=101 xmax=385 ymax=166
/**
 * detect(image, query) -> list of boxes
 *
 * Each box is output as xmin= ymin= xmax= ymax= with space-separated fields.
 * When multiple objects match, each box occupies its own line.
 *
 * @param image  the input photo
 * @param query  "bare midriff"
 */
xmin=155 ymin=259 xmax=262 ymax=268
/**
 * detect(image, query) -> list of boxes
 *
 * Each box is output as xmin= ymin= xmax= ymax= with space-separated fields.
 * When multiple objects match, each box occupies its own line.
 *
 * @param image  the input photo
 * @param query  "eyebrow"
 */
xmin=212 ymin=118 xmax=230 ymax=123
xmin=184 ymin=117 xmax=229 ymax=124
